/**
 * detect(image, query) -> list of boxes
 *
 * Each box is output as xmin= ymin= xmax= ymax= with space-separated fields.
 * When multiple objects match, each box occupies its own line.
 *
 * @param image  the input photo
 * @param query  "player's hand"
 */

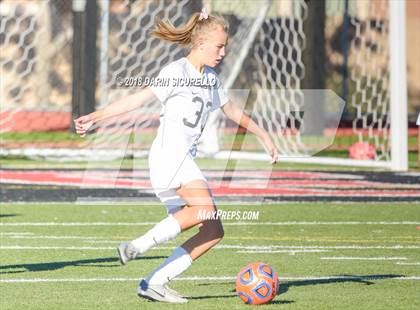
xmin=262 ymin=136 xmax=278 ymax=164
xmin=74 ymin=114 xmax=94 ymax=138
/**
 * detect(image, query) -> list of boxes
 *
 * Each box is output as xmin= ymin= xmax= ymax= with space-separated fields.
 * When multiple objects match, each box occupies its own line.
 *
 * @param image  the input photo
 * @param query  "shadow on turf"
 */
xmin=276 ymin=274 xmax=404 ymax=295
xmin=219 ymin=274 xmax=403 ymax=296
xmin=0 ymin=255 xmax=167 ymax=274
xmin=187 ymin=294 xmax=236 ymax=300
xmin=187 ymin=295 xmax=294 ymax=304
xmin=189 ymin=287 xmax=295 ymax=304
xmin=0 ymin=213 xmax=20 ymax=218
xmin=145 ymin=274 xmax=404 ymax=304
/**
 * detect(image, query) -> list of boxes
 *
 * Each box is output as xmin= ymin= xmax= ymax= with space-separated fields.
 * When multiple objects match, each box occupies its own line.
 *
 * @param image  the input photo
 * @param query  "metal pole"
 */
xmin=71 ymin=0 xmax=86 ymax=129
xmin=82 ymin=0 xmax=97 ymax=116
xmin=99 ymin=0 xmax=109 ymax=108
xmin=341 ymin=0 xmax=350 ymax=118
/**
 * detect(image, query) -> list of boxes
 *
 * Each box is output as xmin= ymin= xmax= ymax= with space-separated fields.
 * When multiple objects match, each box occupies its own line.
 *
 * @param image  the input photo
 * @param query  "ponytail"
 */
xmin=151 ymin=13 xmax=201 ymax=46
xmin=151 ymin=11 xmax=229 ymax=47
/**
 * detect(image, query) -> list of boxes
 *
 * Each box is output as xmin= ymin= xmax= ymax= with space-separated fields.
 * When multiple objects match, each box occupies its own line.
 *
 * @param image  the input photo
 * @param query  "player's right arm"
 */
xmin=74 ymin=87 xmax=156 ymax=137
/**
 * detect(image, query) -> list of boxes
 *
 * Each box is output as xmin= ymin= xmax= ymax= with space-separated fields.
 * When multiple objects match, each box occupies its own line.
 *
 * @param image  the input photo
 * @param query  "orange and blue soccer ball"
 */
xmin=236 ymin=262 xmax=279 ymax=305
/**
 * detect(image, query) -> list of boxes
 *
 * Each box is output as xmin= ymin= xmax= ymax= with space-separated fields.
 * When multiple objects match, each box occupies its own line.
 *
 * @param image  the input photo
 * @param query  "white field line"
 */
xmin=1 ymin=237 xmax=418 ymax=248
xmin=395 ymin=262 xmax=420 ymax=266
xmin=0 ymin=246 xmax=115 ymax=250
xmin=84 ymin=240 xmax=136 ymax=244
xmin=226 ymin=221 xmax=420 ymax=226
xmin=0 ymin=232 xmax=34 ymax=235
xmin=1 ymin=275 xmax=420 ymax=284
xmin=1 ymin=245 xmax=420 ymax=251
xmin=218 ymin=245 xmax=420 ymax=250
xmin=236 ymin=250 xmax=329 ymax=253
xmin=320 ymin=257 xmax=408 ymax=261
xmin=1 ymin=221 xmax=419 ymax=226
xmin=7 ymin=236 xmax=97 ymax=240
xmin=0 ymin=222 xmax=156 ymax=226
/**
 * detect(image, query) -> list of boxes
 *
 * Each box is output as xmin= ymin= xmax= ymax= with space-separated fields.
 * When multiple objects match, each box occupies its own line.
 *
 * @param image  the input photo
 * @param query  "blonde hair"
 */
xmin=151 ymin=12 xmax=229 ymax=47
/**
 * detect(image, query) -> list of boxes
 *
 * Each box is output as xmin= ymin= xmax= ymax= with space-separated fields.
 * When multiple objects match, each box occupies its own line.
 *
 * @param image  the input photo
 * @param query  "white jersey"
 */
xmin=148 ymin=57 xmax=229 ymax=204
xmin=150 ymin=57 xmax=229 ymax=157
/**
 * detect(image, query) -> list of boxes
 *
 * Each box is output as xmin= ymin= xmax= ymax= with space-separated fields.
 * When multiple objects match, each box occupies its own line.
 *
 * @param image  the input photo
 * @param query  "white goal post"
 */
xmin=389 ymin=0 xmax=408 ymax=171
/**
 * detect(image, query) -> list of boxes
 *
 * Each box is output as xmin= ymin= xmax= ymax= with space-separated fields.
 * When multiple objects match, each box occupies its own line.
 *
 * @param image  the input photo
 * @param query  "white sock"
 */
xmin=146 ymin=246 xmax=192 ymax=285
xmin=131 ymin=215 xmax=181 ymax=254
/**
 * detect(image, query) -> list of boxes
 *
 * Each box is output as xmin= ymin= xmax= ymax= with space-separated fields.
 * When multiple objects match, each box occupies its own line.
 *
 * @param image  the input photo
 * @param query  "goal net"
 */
xmin=0 ymin=0 xmax=408 ymax=170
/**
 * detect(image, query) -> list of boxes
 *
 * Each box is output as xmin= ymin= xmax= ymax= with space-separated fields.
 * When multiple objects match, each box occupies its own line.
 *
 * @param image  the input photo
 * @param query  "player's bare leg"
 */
xmin=138 ymin=180 xmax=223 ymax=301
xmin=119 ymin=180 xmax=218 ymax=266
xmin=173 ymin=180 xmax=220 ymax=228
xmin=179 ymin=218 xmax=223 ymax=260
xmin=173 ymin=180 xmax=224 ymax=260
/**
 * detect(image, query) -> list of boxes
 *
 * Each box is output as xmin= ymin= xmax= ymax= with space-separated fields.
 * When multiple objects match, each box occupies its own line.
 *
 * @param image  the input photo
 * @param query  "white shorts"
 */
xmin=148 ymin=140 xmax=206 ymax=214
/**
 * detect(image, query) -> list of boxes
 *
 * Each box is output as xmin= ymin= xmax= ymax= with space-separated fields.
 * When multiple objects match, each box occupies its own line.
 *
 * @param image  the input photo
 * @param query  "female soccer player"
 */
xmin=74 ymin=8 xmax=278 ymax=303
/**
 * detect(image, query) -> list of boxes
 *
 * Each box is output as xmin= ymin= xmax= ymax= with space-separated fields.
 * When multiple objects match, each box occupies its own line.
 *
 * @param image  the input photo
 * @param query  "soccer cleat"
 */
xmin=137 ymin=279 xmax=188 ymax=303
xmin=163 ymin=284 xmax=187 ymax=299
xmin=117 ymin=242 xmax=138 ymax=265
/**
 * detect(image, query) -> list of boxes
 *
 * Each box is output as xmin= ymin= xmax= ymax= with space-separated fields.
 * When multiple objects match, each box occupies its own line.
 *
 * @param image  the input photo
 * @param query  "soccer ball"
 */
xmin=236 ymin=262 xmax=279 ymax=305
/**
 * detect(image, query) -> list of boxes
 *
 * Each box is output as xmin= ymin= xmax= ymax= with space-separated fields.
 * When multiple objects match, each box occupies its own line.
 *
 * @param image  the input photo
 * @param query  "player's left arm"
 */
xmin=222 ymin=100 xmax=278 ymax=164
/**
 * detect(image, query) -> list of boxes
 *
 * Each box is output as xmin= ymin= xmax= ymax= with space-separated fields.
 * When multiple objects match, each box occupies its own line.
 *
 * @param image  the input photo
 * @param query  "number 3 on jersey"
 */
xmin=183 ymin=96 xmax=212 ymax=130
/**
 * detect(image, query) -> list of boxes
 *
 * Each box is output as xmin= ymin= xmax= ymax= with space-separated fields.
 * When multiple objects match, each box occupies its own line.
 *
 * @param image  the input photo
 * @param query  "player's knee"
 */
xmin=217 ymin=220 xmax=224 ymax=238
xmin=216 ymin=224 xmax=224 ymax=240
xmin=214 ymin=229 xmax=224 ymax=244
xmin=205 ymin=220 xmax=224 ymax=240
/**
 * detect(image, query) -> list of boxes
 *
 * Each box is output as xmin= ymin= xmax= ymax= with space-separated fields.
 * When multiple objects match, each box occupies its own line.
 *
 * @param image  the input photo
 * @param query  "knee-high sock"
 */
xmin=131 ymin=215 xmax=181 ymax=254
xmin=146 ymin=246 xmax=192 ymax=285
